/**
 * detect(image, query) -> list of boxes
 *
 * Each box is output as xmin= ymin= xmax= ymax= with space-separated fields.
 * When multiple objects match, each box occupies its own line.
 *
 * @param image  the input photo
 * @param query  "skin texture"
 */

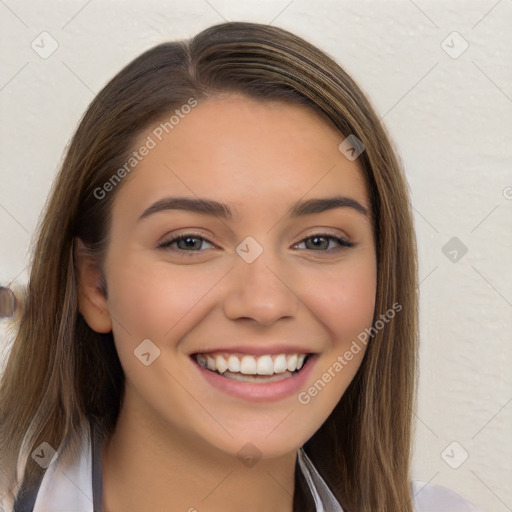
xmin=76 ymin=93 xmax=377 ymax=512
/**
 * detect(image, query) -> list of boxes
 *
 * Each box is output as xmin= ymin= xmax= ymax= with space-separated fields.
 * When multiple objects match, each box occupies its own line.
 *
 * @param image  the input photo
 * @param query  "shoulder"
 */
xmin=411 ymin=480 xmax=483 ymax=512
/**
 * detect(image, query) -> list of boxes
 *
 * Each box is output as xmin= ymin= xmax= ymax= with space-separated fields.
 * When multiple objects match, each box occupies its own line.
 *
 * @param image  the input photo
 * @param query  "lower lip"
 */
xmin=191 ymin=355 xmax=317 ymax=402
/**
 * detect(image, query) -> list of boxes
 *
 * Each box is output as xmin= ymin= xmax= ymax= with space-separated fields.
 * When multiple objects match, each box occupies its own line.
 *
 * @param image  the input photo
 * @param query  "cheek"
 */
xmin=308 ymin=262 xmax=377 ymax=346
xmin=106 ymin=256 xmax=223 ymax=348
xmin=296 ymin=263 xmax=376 ymax=410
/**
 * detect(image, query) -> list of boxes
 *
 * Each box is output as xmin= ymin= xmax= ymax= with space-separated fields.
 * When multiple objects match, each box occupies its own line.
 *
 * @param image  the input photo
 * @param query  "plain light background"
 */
xmin=1 ymin=1 xmax=511 ymax=511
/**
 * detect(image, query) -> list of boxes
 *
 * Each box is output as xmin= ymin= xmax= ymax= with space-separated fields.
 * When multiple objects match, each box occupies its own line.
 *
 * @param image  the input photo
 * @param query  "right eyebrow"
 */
xmin=138 ymin=197 xmax=234 ymax=222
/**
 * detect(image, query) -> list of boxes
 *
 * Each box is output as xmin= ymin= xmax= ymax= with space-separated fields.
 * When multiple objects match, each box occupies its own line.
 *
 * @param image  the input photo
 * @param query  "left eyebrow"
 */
xmin=289 ymin=196 xmax=369 ymax=217
xmin=137 ymin=195 xmax=369 ymax=222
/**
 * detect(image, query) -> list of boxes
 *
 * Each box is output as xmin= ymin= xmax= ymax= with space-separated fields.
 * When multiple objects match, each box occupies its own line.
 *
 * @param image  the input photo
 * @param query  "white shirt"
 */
xmin=7 ymin=420 xmax=482 ymax=512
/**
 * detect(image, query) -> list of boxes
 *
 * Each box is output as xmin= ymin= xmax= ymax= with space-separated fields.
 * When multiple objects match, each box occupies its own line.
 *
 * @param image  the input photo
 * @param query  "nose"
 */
xmin=223 ymin=246 xmax=300 ymax=326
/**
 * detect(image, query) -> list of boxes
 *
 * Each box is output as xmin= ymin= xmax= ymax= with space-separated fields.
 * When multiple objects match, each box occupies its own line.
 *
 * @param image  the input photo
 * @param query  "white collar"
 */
xmin=31 ymin=420 xmax=94 ymax=511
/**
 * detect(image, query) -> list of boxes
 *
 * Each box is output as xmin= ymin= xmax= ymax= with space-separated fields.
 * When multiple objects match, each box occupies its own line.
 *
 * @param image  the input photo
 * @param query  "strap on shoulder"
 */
xmin=12 ymin=472 xmax=44 ymax=512
xmin=90 ymin=419 xmax=104 ymax=512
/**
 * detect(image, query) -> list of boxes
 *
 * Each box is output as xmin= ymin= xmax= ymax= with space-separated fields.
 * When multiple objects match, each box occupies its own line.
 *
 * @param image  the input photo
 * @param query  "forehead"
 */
xmin=111 ymin=94 xmax=370 ymax=223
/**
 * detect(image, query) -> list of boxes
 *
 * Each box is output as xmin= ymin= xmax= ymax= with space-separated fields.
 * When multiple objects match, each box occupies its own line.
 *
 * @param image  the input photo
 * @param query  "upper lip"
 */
xmin=190 ymin=344 xmax=317 ymax=356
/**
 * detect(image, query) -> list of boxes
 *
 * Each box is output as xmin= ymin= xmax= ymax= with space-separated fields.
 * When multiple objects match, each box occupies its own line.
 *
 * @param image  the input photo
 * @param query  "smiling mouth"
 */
xmin=191 ymin=352 xmax=312 ymax=383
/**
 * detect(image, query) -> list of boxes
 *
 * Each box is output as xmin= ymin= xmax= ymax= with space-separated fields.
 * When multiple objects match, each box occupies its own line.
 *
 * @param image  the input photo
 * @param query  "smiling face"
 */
xmin=78 ymin=93 xmax=377 ymax=461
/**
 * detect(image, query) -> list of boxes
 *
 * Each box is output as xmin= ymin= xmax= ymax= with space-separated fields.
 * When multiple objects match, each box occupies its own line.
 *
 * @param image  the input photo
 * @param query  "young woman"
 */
xmin=0 ymin=21 xmax=481 ymax=512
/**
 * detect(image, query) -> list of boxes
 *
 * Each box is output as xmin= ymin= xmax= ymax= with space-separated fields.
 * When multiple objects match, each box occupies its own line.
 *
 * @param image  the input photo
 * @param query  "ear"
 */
xmin=74 ymin=237 xmax=112 ymax=333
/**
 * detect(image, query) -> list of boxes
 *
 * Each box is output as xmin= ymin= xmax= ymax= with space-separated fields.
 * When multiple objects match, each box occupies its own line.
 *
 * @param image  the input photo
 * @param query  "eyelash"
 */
xmin=156 ymin=232 xmax=354 ymax=256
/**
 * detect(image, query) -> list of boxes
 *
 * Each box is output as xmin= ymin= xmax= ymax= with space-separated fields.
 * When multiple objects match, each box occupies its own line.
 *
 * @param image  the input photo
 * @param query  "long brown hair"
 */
xmin=0 ymin=21 xmax=418 ymax=511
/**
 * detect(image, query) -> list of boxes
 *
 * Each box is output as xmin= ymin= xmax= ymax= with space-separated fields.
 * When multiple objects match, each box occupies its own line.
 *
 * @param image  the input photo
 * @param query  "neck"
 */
xmin=101 ymin=387 xmax=297 ymax=512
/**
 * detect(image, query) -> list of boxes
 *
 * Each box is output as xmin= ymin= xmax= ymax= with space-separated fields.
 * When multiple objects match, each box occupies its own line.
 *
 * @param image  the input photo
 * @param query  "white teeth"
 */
xmin=256 ymin=355 xmax=274 ymax=375
xmin=287 ymin=354 xmax=298 ymax=372
xmin=228 ymin=355 xmax=240 ymax=372
xmin=240 ymin=355 xmax=257 ymax=375
xmin=215 ymin=355 xmax=228 ymax=374
xmin=273 ymin=354 xmax=288 ymax=374
xmin=195 ymin=352 xmax=309 ymax=376
xmin=206 ymin=355 xmax=216 ymax=371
